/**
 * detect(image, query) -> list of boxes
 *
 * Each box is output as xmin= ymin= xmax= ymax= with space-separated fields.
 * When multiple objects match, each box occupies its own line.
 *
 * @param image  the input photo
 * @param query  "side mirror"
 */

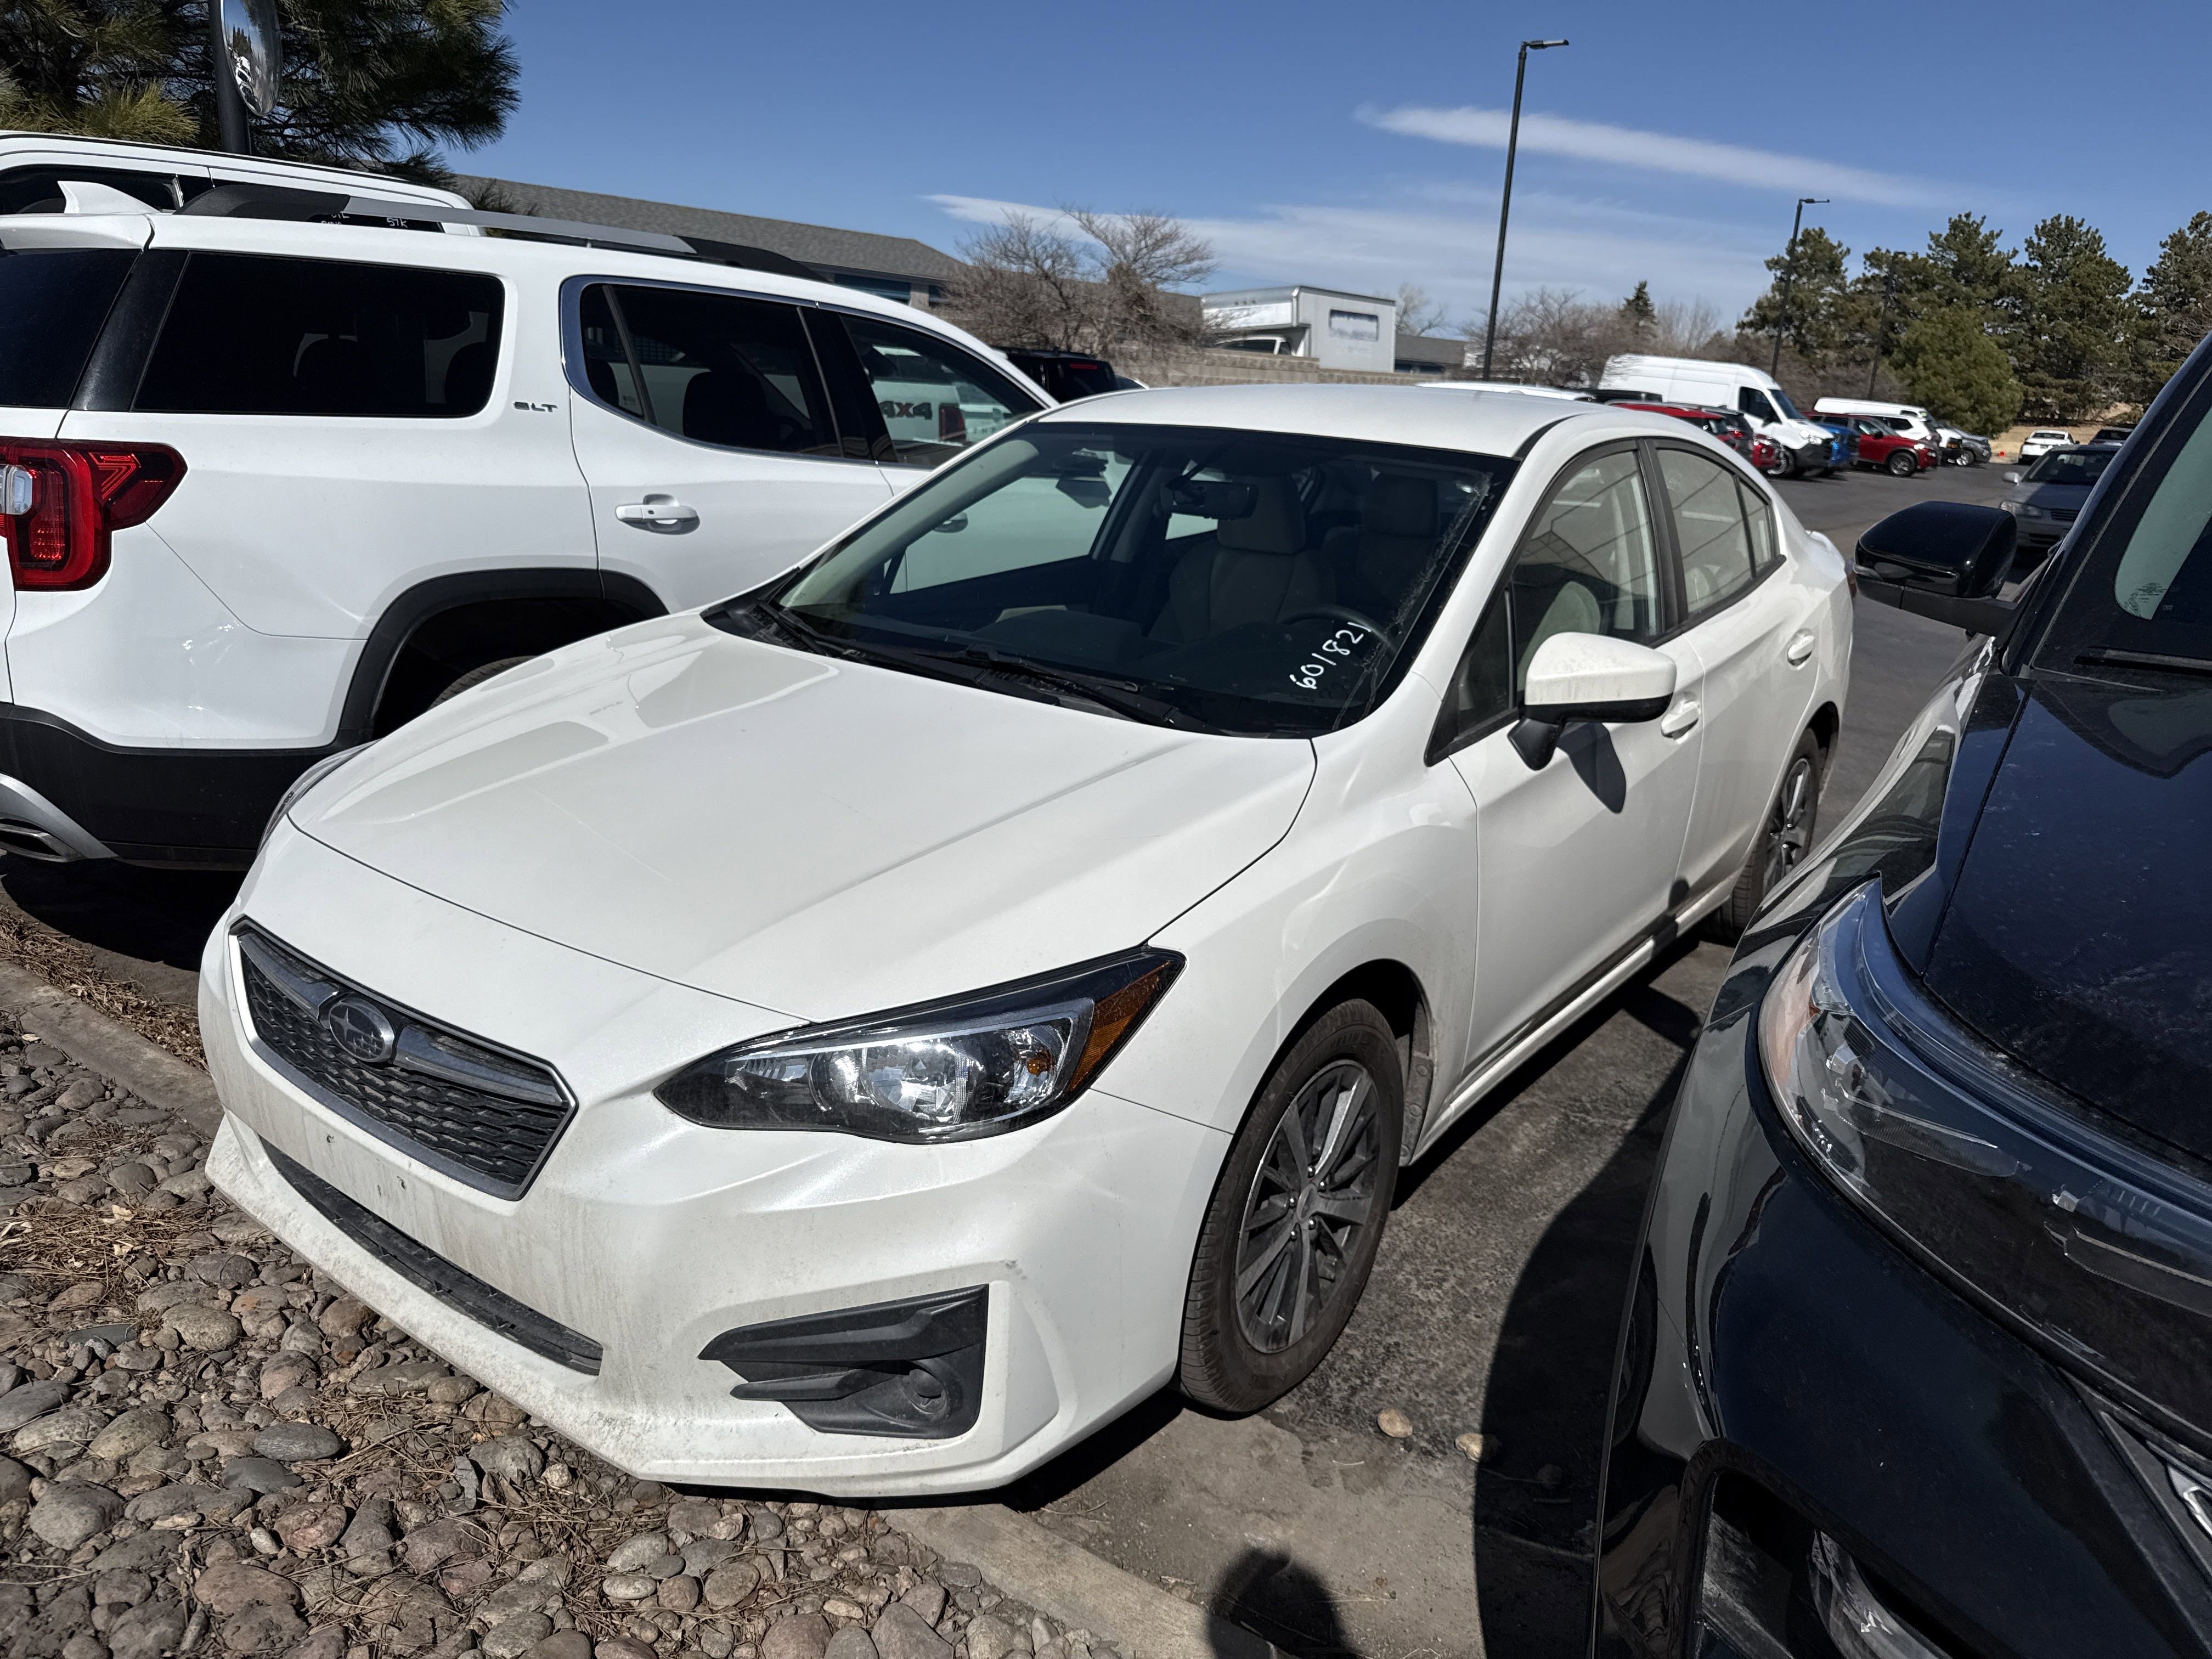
xmin=2005 ymin=470 xmax=2022 ymax=484
xmin=1510 ymin=633 xmax=1677 ymax=770
xmin=1855 ymin=501 xmax=2019 ymax=634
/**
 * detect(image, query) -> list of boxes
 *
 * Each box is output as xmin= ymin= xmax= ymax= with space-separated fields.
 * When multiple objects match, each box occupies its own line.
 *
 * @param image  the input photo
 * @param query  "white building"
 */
xmin=1202 ymin=285 xmax=1399 ymax=373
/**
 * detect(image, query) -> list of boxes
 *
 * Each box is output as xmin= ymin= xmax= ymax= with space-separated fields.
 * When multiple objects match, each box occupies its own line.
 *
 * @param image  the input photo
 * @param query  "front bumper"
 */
xmin=202 ymin=826 xmax=1226 ymax=1495
xmin=1596 ymin=935 xmax=2212 ymax=1658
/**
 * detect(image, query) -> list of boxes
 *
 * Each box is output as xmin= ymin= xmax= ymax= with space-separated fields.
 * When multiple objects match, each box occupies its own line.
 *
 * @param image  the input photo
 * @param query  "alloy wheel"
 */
xmin=1763 ymin=755 xmax=1817 ymax=889
xmin=1234 ymin=1060 xmax=1383 ymax=1354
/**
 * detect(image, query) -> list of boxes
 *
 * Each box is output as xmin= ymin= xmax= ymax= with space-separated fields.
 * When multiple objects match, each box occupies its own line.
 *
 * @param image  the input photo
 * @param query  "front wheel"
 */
xmin=1887 ymin=449 xmax=1918 ymax=477
xmin=430 ymin=656 xmax=533 ymax=707
xmin=1764 ymin=447 xmax=1799 ymax=479
xmin=1179 ymin=1001 xmax=1402 ymax=1413
xmin=1708 ymin=730 xmax=1823 ymax=940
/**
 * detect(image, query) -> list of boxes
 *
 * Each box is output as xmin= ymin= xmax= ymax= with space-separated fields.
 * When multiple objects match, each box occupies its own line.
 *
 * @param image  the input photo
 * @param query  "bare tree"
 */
xmin=1459 ymin=287 xmax=1731 ymax=385
xmin=1395 ymin=283 xmax=1451 ymax=338
xmin=946 ymin=207 xmax=1215 ymax=354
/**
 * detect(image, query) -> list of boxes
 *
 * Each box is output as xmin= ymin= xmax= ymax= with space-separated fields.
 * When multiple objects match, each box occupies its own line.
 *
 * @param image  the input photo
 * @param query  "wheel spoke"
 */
xmin=1308 ymin=1189 xmax=1370 ymax=1221
xmin=1236 ymin=1215 xmax=1297 ymax=1299
xmin=1289 ymin=1227 xmax=1316 ymax=1343
xmin=1312 ymin=1071 xmax=1372 ymax=1182
xmin=1278 ymin=1097 xmax=1311 ymax=1175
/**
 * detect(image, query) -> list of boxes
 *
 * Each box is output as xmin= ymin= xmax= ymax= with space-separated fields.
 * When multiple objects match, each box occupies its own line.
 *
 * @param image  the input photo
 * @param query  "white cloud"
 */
xmin=1362 ymin=104 xmax=1949 ymax=209
xmin=927 ymin=192 xmax=1773 ymax=319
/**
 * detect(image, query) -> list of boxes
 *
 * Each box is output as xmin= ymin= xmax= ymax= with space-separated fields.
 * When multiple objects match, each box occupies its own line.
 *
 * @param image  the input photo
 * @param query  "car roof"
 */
xmin=1029 ymin=382 xmax=1692 ymax=456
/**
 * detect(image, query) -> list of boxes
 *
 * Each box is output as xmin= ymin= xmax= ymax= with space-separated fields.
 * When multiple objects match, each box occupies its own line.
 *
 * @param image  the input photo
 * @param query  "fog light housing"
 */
xmin=699 ymin=1286 xmax=987 ymax=1440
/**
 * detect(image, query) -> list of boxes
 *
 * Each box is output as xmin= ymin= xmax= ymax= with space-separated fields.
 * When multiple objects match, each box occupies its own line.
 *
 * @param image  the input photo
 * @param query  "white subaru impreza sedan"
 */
xmin=201 ymin=385 xmax=1849 ymax=1495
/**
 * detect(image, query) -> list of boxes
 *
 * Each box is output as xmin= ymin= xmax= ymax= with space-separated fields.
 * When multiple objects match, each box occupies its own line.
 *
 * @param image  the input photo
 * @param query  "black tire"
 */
xmin=1180 ymin=1001 xmax=1403 ymax=1413
xmin=1764 ymin=446 xmax=1798 ymax=479
xmin=429 ymin=656 xmax=532 ymax=707
xmin=1886 ymin=448 xmax=1918 ymax=477
xmin=1708 ymin=729 xmax=1823 ymax=940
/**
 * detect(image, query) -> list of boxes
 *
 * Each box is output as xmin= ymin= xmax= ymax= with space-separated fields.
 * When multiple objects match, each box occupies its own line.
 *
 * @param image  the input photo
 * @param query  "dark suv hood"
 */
xmin=1923 ymin=673 xmax=2212 ymax=1159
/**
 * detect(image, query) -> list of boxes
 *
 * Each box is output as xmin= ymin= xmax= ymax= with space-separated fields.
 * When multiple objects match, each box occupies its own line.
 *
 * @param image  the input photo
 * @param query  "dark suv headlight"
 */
xmin=657 ymin=949 xmax=1180 ymax=1143
xmin=1759 ymin=883 xmax=2212 ymax=1436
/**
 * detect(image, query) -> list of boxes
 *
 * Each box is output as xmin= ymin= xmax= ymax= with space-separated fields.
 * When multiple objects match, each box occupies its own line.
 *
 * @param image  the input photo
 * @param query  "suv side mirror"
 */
xmin=1510 ymin=633 xmax=1677 ymax=769
xmin=1855 ymin=501 xmax=2020 ymax=634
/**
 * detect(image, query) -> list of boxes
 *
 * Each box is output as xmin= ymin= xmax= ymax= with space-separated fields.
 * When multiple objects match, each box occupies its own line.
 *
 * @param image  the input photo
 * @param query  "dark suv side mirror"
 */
xmin=1855 ymin=501 xmax=2019 ymax=633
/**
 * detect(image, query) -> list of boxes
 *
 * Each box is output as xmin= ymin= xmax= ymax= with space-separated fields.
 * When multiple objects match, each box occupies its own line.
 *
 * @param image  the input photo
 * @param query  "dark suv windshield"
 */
xmin=2042 ymin=415 xmax=2212 ymax=675
xmin=2027 ymin=448 xmax=2115 ymax=487
xmin=752 ymin=422 xmax=1516 ymax=736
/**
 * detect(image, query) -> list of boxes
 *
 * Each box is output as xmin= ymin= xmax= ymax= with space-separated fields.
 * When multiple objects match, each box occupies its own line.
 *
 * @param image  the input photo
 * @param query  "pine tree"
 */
xmin=1920 ymin=213 xmax=2015 ymax=315
xmin=1739 ymin=227 xmax=1854 ymax=365
xmin=1618 ymin=280 xmax=1656 ymax=338
xmin=2003 ymin=215 xmax=2133 ymax=421
xmin=1893 ymin=307 xmax=2022 ymax=436
xmin=2129 ymin=212 xmax=2212 ymax=404
xmin=0 ymin=0 xmax=518 ymax=179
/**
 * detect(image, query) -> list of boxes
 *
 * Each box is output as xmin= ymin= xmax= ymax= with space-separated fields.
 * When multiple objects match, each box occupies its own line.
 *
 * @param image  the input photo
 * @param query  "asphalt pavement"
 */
xmin=0 ymin=454 xmax=2019 ymax=1658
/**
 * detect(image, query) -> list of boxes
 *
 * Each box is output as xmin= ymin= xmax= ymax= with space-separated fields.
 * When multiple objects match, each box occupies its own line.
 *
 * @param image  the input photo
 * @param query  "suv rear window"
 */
xmin=134 ymin=253 xmax=502 ymax=417
xmin=0 ymin=248 xmax=137 ymax=408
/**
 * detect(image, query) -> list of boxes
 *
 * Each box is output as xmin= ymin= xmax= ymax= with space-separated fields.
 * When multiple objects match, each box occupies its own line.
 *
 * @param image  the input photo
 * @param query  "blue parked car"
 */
xmin=1811 ymin=416 xmax=1859 ymax=473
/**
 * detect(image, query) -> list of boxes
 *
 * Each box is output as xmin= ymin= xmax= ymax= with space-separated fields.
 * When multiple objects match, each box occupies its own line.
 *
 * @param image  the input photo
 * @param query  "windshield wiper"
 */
xmin=2076 ymin=647 xmax=2212 ymax=680
xmin=932 ymin=645 xmax=1209 ymax=729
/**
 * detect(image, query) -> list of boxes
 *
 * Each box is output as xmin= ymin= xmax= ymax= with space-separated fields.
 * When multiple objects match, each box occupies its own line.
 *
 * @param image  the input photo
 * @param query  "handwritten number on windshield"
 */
xmin=1289 ymin=627 xmax=1369 ymax=691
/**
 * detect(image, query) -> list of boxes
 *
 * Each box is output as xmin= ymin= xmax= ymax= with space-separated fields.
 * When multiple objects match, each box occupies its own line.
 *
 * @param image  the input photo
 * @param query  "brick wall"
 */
xmin=1115 ymin=345 xmax=1414 ymax=388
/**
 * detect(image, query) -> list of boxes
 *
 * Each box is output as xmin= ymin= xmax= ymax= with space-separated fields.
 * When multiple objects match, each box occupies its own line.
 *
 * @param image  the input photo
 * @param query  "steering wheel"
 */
xmin=1282 ymin=605 xmax=1395 ymax=649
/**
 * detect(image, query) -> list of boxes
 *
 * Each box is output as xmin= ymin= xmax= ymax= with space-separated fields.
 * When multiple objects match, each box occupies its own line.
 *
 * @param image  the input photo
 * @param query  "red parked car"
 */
xmin=1615 ymin=402 xmax=1760 ymax=462
xmin=1821 ymin=413 xmax=1937 ymax=477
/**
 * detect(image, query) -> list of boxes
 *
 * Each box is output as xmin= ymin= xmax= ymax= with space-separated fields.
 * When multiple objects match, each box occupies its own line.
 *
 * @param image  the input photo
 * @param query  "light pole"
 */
xmin=1479 ymin=38 xmax=1568 ymax=382
xmin=1769 ymin=195 xmax=1829 ymax=377
xmin=1866 ymin=267 xmax=1898 ymax=397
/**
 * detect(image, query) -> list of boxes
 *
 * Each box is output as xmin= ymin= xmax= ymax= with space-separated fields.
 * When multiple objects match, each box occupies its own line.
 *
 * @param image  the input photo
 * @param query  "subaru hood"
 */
xmin=1921 ymin=672 xmax=2212 ymax=1160
xmin=291 ymin=614 xmax=1316 ymax=1020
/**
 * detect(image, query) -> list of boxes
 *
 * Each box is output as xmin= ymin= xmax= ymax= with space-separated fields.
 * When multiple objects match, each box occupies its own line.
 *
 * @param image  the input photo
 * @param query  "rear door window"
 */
xmin=134 ymin=253 xmax=502 ymax=416
xmin=0 ymin=248 xmax=138 ymax=408
xmin=838 ymin=315 xmax=1040 ymax=467
xmin=583 ymin=284 xmax=839 ymax=457
xmin=1657 ymin=447 xmax=1758 ymax=615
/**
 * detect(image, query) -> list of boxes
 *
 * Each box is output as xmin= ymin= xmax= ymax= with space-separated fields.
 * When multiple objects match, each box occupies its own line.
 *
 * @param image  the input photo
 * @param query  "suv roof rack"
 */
xmin=173 ymin=182 xmax=825 ymax=283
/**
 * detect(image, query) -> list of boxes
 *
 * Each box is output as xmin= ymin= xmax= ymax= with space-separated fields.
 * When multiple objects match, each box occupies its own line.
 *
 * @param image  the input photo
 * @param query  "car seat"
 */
xmin=1150 ymin=479 xmax=1332 ymax=642
xmin=1328 ymin=473 xmax=1440 ymax=616
xmin=683 ymin=370 xmax=789 ymax=450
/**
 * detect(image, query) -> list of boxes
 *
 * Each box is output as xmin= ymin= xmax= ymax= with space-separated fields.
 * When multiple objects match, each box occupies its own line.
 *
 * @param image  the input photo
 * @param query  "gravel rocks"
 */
xmin=252 ymin=1418 xmax=341 ymax=1460
xmin=29 ymin=1480 xmax=123 ymax=1548
xmin=0 ymin=1039 xmax=1128 ymax=1659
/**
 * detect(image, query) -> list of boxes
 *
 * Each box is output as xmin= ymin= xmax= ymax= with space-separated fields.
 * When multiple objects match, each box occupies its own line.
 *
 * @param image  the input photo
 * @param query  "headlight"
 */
xmin=1759 ymin=884 xmax=2212 ymax=1434
xmin=658 ymin=949 xmax=1181 ymax=1142
xmin=2017 ymin=503 xmax=2048 ymax=519
xmin=261 ymin=744 xmax=367 ymax=850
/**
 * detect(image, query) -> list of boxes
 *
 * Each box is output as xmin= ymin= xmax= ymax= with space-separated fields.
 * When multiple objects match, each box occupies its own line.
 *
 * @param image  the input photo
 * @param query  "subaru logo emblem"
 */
xmin=323 ymin=996 xmax=397 ymax=1064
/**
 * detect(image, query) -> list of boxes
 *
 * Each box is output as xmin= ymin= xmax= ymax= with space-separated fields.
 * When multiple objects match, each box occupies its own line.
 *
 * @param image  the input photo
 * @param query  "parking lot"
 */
xmin=0 ymin=459 xmax=2010 ymax=1658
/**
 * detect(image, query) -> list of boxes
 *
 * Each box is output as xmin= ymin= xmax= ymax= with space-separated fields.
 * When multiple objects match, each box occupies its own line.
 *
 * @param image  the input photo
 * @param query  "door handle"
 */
xmin=614 ymin=494 xmax=699 ymax=532
xmin=1660 ymin=698 xmax=1701 ymax=739
xmin=1786 ymin=629 xmax=1818 ymax=666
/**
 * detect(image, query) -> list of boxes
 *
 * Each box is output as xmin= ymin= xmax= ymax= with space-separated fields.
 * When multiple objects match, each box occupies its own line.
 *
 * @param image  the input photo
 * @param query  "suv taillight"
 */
xmin=0 ymin=441 xmax=186 ymax=591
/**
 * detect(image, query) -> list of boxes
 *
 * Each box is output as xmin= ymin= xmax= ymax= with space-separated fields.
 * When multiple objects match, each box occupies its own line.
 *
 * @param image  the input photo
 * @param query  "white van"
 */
xmin=1600 ymin=354 xmax=1837 ymax=478
xmin=1812 ymin=397 xmax=1943 ymax=451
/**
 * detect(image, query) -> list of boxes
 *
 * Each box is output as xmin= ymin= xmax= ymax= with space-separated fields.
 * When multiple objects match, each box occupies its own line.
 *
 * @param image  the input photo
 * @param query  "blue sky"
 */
xmin=469 ymin=0 xmax=2210 ymax=331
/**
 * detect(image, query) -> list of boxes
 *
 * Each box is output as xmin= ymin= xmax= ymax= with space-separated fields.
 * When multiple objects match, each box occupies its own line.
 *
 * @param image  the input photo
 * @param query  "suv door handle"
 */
xmin=615 ymin=495 xmax=699 ymax=532
xmin=1660 ymin=698 xmax=1701 ymax=738
xmin=1786 ymin=629 xmax=1818 ymax=665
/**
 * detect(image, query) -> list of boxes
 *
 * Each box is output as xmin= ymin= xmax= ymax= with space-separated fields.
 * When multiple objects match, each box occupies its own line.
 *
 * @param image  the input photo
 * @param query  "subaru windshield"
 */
xmin=736 ymin=423 xmax=1516 ymax=737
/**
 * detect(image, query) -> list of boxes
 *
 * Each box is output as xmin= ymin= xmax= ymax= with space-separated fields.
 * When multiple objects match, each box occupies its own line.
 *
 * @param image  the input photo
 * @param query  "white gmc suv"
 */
xmin=0 ymin=134 xmax=1046 ymax=867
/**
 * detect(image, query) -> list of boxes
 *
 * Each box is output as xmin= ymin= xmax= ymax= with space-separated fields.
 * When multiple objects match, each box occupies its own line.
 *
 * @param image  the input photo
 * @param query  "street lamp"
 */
xmin=1479 ymin=38 xmax=1569 ymax=382
xmin=1769 ymin=195 xmax=1829 ymax=377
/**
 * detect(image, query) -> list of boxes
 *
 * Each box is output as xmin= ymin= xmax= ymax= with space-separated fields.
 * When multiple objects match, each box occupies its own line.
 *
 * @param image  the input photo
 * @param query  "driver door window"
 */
xmin=1738 ymin=387 xmax=1780 ymax=425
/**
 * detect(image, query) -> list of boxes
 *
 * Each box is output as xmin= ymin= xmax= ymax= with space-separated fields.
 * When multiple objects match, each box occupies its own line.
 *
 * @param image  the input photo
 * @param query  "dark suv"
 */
xmin=1596 ymin=336 xmax=2212 ymax=1657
